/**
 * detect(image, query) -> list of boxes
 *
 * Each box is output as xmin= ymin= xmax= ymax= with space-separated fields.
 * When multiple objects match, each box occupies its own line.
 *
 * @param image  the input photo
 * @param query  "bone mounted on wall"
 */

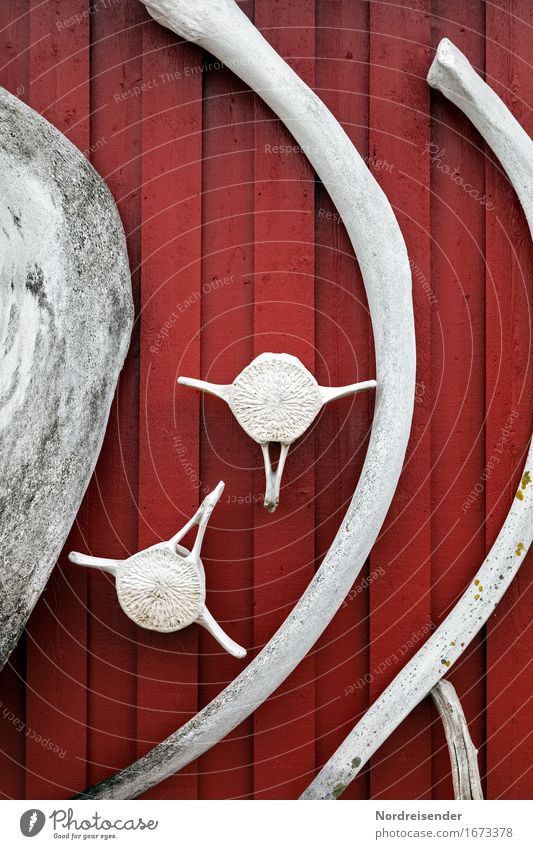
xmin=72 ymin=0 xmax=416 ymax=800
xmin=300 ymin=38 xmax=533 ymax=801
xmin=430 ymin=680 xmax=483 ymax=801
xmin=68 ymin=482 xmax=247 ymax=659
xmin=178 ymin=352 xmax=376 ymax=512
xmin=0 ymin=87 xmax=133 ymax=669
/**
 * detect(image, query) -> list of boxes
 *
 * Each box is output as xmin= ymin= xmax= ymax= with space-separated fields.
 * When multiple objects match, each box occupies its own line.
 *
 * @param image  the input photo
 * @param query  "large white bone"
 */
xmin=300 ymin=39 xmax=533 ymax=800
xmin=69 ymin=482 xmax=246 ymax=658
xmin=74 ymin=0 xmax=416 ymax=799
xmin=179 ymin=352 xmax=376 ymax=511
xmin=0 ymin=88 xmax=133 ymax=669
xmin=431 ymin=680 xmax=483 ymax=800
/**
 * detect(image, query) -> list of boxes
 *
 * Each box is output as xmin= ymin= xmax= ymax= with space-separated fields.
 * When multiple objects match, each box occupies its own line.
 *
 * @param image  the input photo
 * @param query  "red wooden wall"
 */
xmin=0 ymin=0 xmax=531 ymax=800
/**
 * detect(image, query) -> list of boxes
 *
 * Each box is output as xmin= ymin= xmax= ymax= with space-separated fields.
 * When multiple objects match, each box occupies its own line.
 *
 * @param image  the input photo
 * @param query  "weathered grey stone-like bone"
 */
xmin=69 ymin=482 xmax=246 ymax=658
xmin=0 ymin=87 xmax=133 ymax=669
xmin=179 ymin=352 xmax=376 ymax=511
xmin=300 ymin=39 xmax=533 ymax=800
xmin=431 ymin=680 xmax=483 ymax=800
xmin=73 ymin=0 xmax=415 ymax=799
xmin=302 ymin=444 xmax=532 ymax=800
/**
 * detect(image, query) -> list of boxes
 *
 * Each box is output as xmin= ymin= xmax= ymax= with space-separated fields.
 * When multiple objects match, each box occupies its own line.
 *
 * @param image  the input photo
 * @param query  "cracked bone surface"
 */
xmin=300 ymin=38 xmax=533 ymax=801
xmin=179 ymin=353 xmax=376 ymax=511
xmin=0 ymin=87 xmax=133 ymax=669
xmin=431 ymin=680 xmax=483 ymax=800
xmin=73 ymin=0 xmax=415 ymax=799
xmin=69 ymin=482 xmax=246 ymax=658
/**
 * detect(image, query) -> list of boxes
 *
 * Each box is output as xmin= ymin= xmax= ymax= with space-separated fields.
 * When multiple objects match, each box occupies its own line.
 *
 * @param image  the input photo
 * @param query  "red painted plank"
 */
xmin=252 ymin=0 xmax=316 ymax=800
xmin=24 ymin=0 xmax=90 ymax=798
xmin=0 ymin=0 xmax=28 ymax=802
xmin=85 ymin=0 xmax=142 ymax=790
xmin=0 ymin=642 xmax=26 ymax=799
xmin=368 ymin=0 xmax=433 ymax=800
xmin=198 ymin=17 xmax=255 ymax=798
xmin=0 ymin=0 xmax=28 ymax=102
xmin=313 ymin=0 xmax=372 ymax=801
xmin=137 ymin=13 xmax=204 ymax=799
xmin=1 ymin=0 xmax=532 ymax=802
xmin=429 ymin=1 xmax=487 ymax=800
xmin=485 ymin=0 xmax=533 ymax=801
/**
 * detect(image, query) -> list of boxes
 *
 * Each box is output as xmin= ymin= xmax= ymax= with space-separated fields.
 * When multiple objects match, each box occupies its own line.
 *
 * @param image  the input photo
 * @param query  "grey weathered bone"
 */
xmin=431 ymin=680 xmax=483 ymax=800
xmin=0 ymin=87 xmax=133 ymax=669
xmin=301 ymin=443 xmax=532 ymax=799
xmin=69 ymin=482 xmax=246 ymax=658
xmin=300 ymin=38 xmax=533 ymax=800
xmin=73 ymin=0 xmax=415 ymax=800
xmin=179 ymin=353 xmax=376 ymax=511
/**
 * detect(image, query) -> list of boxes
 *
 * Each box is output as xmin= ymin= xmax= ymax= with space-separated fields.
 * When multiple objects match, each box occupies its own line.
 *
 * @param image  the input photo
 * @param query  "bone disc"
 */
xmin=228 ymin=353 xmax=322 ymax=444
xmin=116 ymin=549 xmax=204 ymax=632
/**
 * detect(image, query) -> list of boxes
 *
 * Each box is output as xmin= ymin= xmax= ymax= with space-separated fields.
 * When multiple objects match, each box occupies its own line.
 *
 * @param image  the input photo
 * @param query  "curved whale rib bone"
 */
xmin=179 ymin=353 xmax=376 ymax=510
xmin=300 ymin=38 xmax=533 ymax=800
xmin=73 ymin=0 xmax=415 ymax=799
xmin=301 ymin=444 xmax=532 ymax=799
xmin=431 ymin=680 xmax=483 ymax=800
xmin=68 ymin=482 xmax=246 ymax=658
xmin=427 ymin=38 xmax=533 ymax=222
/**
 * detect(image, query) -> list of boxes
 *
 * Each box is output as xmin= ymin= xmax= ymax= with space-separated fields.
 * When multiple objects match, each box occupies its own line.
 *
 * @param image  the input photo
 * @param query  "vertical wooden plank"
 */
xmin=485 ymin=0 xmax=533 ymax=801
xmin=369 ymin=0 xmax=433 ymax=799
xmin=252 ymin=0 xmax=316 ymax=800
xmin=137 ymin=13 xmax=203 ymax=799
xmin=0 ymin=0 xmax=28 ymax=102
xmin=3 ymin=0 xmax=530 ymax=806
xmin=198 ymin=5 xmax=255 ymax=800
xmin=430 ymin=0 xmax=487 ymax=800
xmin=0 ymin=0 xmax=28 ymax=801
xmin=85 ymin=0 xmax=141 ymax=790
xmin=0 ymin=642 xmax=26 ymax=799
xmin=314 ymin=0 xmax=372 ymax=801
xmin=24 ymin=0 xmax=90 ymax=798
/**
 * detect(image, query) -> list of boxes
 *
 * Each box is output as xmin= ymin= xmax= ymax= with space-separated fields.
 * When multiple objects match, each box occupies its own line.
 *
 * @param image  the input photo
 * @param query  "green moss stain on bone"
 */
xmin=516 ymin=470 xmax=531 ymax=500
xmin=351 ymin=757 xmax=361 ymax=770
xmin=332 ymin=783 xmax=346 ymax=798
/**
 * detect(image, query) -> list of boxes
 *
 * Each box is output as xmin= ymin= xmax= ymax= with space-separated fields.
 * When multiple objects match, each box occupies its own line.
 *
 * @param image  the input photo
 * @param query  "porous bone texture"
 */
xmin=0 ymin=87 xmax=133 ymax=668
xmin=74 ymin=0 xmax=415 ymax=799
xmin=228 ymin=354 xmax=322 ymax=444
xmin=116 ymin=549 xmax=204 ymax=632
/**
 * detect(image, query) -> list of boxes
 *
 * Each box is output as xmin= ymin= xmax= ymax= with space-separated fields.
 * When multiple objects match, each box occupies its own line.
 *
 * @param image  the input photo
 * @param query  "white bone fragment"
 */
xmin=302 ymin=444 xmax=532 ymax=799
xmin=0 ymin=87 xmax=133 ymax=669
xmin=179 ymin=353 xmax=376 ymax=511
xmin=74 ymin=0 xmax=415 ymax=799
xmin=300 ymin=39 xmax=533 ymax=800
xmin=69 ymin=482 xmax=246 ymax=658
xmin=431 ymin=680 xmax=483 ymax=800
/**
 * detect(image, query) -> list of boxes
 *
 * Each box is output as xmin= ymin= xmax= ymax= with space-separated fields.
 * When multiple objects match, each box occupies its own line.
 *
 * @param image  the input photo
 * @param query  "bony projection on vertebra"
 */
xmin=178 ymin=353 xmax=377 ymax=512
xmin=69 ymin=482 xmax=246 ymax=658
